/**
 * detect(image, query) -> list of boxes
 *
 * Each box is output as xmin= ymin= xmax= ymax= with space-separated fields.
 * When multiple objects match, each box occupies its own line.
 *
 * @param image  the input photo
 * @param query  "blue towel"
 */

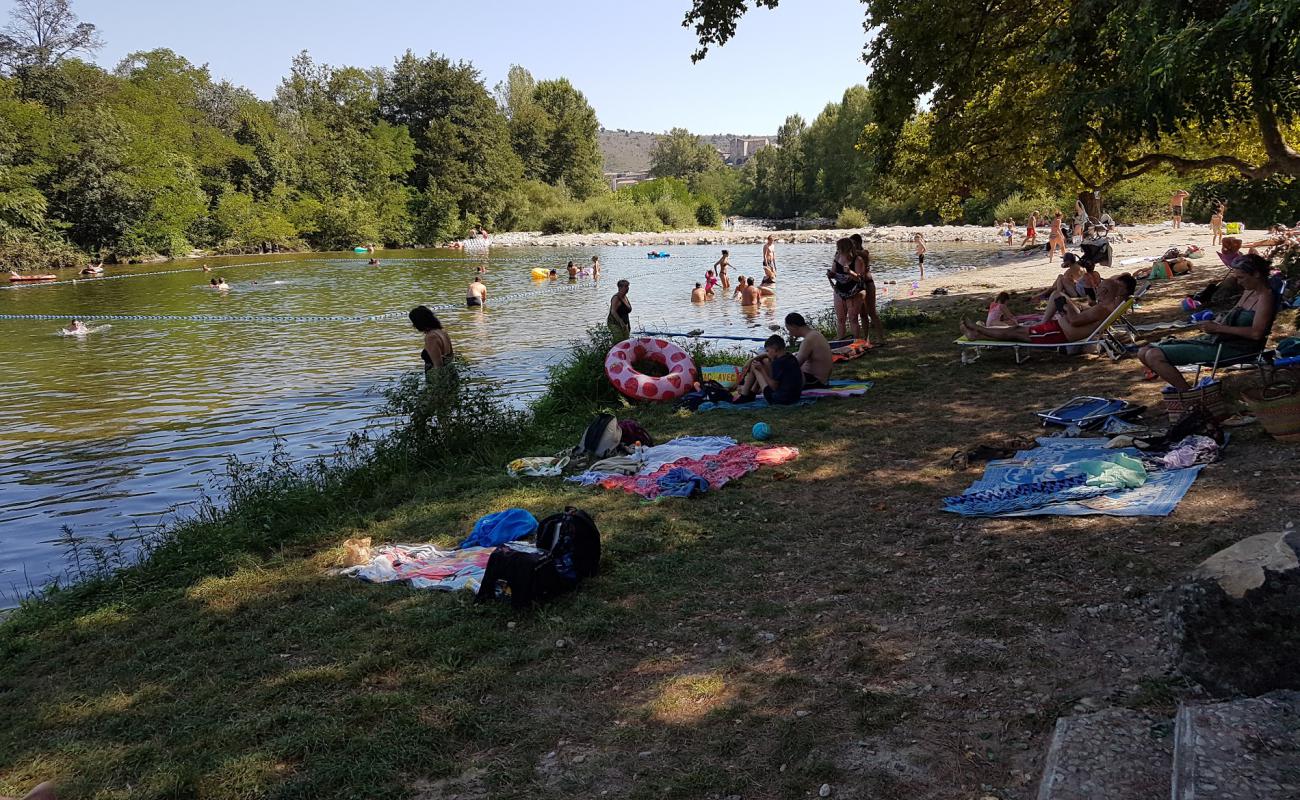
xmin=696 ymin=397 xmax=815 ymax=412
xmin=656 ymin=467 xmax=710 ymax=497
xmin=459 ymin=508 xmax=538 ymax=549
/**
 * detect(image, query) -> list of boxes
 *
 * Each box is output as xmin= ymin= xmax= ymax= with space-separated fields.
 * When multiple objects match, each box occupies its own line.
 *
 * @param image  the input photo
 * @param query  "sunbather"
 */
xmin=784 ymin=312 xmax=833 ymax=388
xmin=961 ymin=274 xmax=1136 ymax=345
xmin=1138 ymin=254 xmax=1276 ymax=390
xmin=732 ymin=335 xmax=803 ymax=405
xmin=1038 ymin=254 xmax=1083 ymax=301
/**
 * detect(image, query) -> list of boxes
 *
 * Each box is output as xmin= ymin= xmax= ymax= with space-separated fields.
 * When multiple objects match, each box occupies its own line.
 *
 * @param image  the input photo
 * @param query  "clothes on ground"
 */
xmin=944 ymin=437 xmax=1203 ymax=517
xmin=506 ymin=455 xmax=569 ymax=477
xmin=1157 ymin=435 xmax=1219 ymax=469
xmin=459 ymin=508 xmax=538 ymax=549
xmin=594 ymin=444 xmax=799 ymax=499
xmin=765 ymin=352 xmax=803 ymax=405
xmin=657 ymin=466 xmax=710 ymax=497
xmin=342 ymin=544 xmax=495 ymax=591
xmin=567 ymin=436 xmax=735 ymax=485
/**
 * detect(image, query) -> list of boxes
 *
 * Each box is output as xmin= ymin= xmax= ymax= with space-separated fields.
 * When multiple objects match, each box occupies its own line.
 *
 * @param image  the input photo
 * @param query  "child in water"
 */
xmin=913 ymin=233 xmax=927 ymax=279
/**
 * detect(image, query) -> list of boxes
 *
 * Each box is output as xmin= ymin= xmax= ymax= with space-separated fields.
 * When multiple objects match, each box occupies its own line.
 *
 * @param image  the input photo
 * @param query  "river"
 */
xmin=0 ymin=241 xmax=997 ymax=602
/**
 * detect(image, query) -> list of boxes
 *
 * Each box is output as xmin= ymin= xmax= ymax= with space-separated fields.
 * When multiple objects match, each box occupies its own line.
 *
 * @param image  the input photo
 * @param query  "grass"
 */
xmin=2 ymin=274 xmax=1298 ymax=799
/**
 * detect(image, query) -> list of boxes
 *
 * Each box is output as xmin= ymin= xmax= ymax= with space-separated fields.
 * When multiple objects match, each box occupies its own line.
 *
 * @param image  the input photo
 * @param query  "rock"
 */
xmin=819 ymin=784 xmax=831 ymax=797
xmin=795 ymin=710 xmax=811 ymax=718
xmin=1168 ymin=529 xmax=1300 ymax=696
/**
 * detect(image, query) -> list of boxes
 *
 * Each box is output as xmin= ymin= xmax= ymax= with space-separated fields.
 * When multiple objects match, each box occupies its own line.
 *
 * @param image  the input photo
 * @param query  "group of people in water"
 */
xmin=691 ymin=238 xmax=779 ymax=305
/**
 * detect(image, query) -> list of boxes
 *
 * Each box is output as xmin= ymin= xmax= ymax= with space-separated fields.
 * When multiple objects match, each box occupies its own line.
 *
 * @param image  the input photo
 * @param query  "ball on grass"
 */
xmin=752 ymin=421 xmax=772 ymax=441
xmin=1181 ymin=297 xmax=1202 ymax=312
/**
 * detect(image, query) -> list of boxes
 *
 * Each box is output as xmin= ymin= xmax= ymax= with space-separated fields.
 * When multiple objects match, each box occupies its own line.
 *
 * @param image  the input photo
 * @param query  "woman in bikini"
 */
xmin=409 ymin=306 xmax=453 ymax=372
xmin=1048 ymin=211 xmax=1066 ymax=261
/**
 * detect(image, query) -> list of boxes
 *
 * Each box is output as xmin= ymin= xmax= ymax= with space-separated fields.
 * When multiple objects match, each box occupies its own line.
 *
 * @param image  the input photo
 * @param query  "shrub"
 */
xmin=695 ymin=198 xmax=721 ymax=227
xmin=539 ymin=207 xmax=585 ymax=235
xmin=1105 ymin=173 xmax=1182 ymax=223
xmin=991 ymin=192 xmax=1066 ymax=226
xmin=653 ymin=198 xmax=694 ymax=229
xmin=836 ymin=207 xmax=869 ymax=229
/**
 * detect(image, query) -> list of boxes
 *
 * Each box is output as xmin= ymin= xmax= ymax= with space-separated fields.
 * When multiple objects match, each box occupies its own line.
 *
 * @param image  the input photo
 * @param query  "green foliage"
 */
xmin=649 ymin=127 xmax=724 ymax=181
xmin=695 ymin=197 xmax=720 ymax=226
xmin=835 ymin=207 xmax=868 ymax=228
xmin=991 ymin=192 xmax=1063 ymax=226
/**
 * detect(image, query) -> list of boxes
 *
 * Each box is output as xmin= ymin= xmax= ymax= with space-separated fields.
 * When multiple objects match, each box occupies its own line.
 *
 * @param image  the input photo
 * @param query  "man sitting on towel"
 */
xmin=733 ymin=335 xmax=803 ymax=405
xmin=784 ymin=312 xmax=833 ymax=388
xmin=961 ymin=274 xmax=1136 ymax=345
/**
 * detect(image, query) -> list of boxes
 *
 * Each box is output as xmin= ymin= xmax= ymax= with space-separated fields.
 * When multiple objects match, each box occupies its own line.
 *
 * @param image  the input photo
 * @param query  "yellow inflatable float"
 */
xmin=530 ymin=268 xmax=550 ymax=280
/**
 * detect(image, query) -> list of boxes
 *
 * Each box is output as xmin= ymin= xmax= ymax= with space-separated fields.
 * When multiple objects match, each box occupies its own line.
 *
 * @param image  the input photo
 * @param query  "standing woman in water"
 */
xmin=409 ymin=306 xmax=453 ymax=371
xmin=591 ymin=255 xmax=601 ymax=279
xmin=607 ymin=279 xmax=631 ymax=342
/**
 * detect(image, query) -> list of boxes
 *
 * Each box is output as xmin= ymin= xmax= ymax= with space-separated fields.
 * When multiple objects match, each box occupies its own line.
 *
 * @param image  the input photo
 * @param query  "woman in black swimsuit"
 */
xmin=409 ymin=306 xmax=453 ymax=371
xmin=828 ymin=238 xmax=866 ymax=340
xmin=607 ymin=280 xmax=631 ymax=342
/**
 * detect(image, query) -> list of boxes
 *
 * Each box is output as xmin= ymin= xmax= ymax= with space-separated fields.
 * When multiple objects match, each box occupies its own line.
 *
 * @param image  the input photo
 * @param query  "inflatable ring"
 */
xmin=530 ymin=268 xmax=549 ymax=279
xmin=605 ymin=337 xmax=697 ymax=401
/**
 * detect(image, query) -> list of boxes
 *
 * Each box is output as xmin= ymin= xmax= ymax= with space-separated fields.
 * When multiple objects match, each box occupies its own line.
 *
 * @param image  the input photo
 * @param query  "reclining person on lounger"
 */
xmin=1037 ymin=253 xmax=1084 ymax=302
xmin=1138 ymin=254 xmax=1276 ymax=390
xmin=961 ymin=274 xmax=1137 ymax=345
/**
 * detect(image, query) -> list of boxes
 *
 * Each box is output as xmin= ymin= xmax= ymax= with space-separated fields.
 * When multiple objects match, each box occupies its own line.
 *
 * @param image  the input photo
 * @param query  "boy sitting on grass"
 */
xmin=732 ymin=335 xmax=803 ymax=405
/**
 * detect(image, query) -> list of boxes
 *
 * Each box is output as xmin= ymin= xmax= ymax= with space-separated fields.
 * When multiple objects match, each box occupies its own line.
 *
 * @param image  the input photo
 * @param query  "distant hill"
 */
xmin=598 ymin=129 xmax=774 ymax=173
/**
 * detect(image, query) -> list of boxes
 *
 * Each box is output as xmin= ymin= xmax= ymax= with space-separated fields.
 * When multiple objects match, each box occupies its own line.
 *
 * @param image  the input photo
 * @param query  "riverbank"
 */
xmin=485 ymin=221 xmax=1226 ymax=249
xmin=3 ymin=257 xmax=1295 ymax=798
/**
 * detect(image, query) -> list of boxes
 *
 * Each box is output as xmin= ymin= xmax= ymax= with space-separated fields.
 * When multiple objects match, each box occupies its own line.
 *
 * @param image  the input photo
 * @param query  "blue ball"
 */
xmin=752 ymin=422 xmax=772 ymax=441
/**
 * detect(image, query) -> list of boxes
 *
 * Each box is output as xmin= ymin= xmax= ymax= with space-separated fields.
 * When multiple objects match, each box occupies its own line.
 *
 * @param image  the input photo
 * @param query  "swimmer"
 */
xmin=732 ymin=275 xmax=747 ymax=300
xmin=201 ymin=264 xmax=211 ymax=272
xmin=368 ymin=258 xmax=379 ymax=265
xmin=714 ymin=249 xmax=731 ymax=289
xmin=81 ymin=262 xmax=103 ymax=275
xmin=763 ymin=235 xmax=777 ymax=276
xmin=741 ymin=277 xmax=761 ymax=307
xmin=566 ymin=260 xmax=578 ymax=280
xmin=704 ymin=269 xmax=718 ymax=297
xmin=691 ymin=282 xmax=707 ymax=302
xmin=591 ymin=255 xmax=601 ymax=279
xmin=467 ymin=274 xmax=487 ymax=307
xmin=216 ymin=277 xmax=229 ymax=291
xmin=548 ymin=269 xmax=558 ymax=279
xmin=63 ymin=318 xmax=89 ymax=335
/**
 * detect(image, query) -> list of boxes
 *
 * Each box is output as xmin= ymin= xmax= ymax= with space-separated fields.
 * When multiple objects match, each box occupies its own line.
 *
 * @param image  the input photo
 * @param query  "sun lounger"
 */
xmin=956 ymin=296 xmax=1139 ymax=365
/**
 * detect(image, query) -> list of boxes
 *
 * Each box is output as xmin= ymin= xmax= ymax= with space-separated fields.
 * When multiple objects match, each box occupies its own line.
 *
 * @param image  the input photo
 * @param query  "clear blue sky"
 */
xmin=38 ymin=0 xmax=872 ymax=134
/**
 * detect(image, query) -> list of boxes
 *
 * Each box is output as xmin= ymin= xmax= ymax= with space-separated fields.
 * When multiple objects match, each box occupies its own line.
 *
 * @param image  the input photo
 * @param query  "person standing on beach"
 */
xmin=714 ymin=249 xmax=731 ymax=289
xmin=1210 ymin=200 xmax=1226 ymax=245
xmin=913 ymin=232 xmax=927 ymax=280
xmin=763 ymin=235 xmax=777 ymax=277
xmin=1170 ymin=189 xmax=1190 ymax=229
xmin=608 ymin=280 xmax=632 ymax=342
xmin=1021 ymin=212 xmax=1039 ymax=247
xmin=1048 ymin=211 xmax=1066 ymax=261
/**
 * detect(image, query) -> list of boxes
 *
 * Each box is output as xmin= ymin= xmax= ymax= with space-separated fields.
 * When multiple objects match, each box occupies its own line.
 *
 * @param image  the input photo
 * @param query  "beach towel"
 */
xmin=459 ymin=509 xmax=538 ymax=549
xmin=567 ymin=436 xmax=734 ymax=485
xmin=830 ymin=339 xmax=874 ymax=362
xmin=695 ymin=381 xmax=872 ymax=411
xmin=595 ymin=444 xmax=799 ymax=499
xmin=342 ymin=544 xmax=495 ymax=591
xmin=944 ymin=437 xmax=1202 ymax=517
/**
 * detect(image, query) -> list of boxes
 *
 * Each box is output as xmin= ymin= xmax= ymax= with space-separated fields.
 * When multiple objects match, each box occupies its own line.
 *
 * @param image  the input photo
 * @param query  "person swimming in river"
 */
xmin=740 ymin=277 xmax=761 ymax=307
xmin=691 ymin=282 xmax=708 ymax=303
xmin=566 ymin=260 xmax=578 ymax=280
xmin=409 ymin=306 xmax=453 ymax=372
xmin=63 ymin=319 xmax=89 ymax=335
xmin=704 ymin=269 xmax=718 ymax=297
xmin=591 ymin=255 xmax=601 ymax=279
xmin=466 ymin=275 xmax=487 ymax=308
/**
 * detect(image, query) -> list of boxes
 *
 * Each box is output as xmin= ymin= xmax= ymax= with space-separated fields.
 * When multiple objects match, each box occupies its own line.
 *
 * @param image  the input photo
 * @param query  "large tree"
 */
xmin=0 ymin=0 xmax=101 ymax=73
xmin=649 ymin=127 xmax=723 ymax=181
xmin=683 ymin=0 xmax=1300 ymax=188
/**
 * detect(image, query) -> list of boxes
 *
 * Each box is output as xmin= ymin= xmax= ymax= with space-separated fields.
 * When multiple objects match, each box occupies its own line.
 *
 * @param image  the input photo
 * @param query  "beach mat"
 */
xmin=945 ymin=437 xmax=1202 ymax=517
xmin=830 ymin=339 xmax=874 ymax=362
xmin=696 ymin=380 xmax=872 ymax=411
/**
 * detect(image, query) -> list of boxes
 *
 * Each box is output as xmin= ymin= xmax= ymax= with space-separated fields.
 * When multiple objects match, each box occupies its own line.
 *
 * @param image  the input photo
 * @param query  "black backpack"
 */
xmin=578 ymin=414 xmax=622 ymax=458
xmin=475 ymin=507 xmax=600 ymax=608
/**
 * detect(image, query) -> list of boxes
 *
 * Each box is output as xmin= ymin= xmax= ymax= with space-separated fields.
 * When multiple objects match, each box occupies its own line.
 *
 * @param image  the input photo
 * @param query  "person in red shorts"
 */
xmin=960 ymin=274 xmax=1136 ymax=344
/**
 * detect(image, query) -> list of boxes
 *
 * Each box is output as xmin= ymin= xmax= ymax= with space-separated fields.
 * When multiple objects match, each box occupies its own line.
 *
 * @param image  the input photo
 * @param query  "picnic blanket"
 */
xmin=590 ymin=443 xmax=799 ymax=499
xmin=944 ymin=437 xmax=1203 ymax=517
xmin=696 ymin=380 xmax=872 ymax=412
xmin=341 ymin=544 xmax=495 ymax=591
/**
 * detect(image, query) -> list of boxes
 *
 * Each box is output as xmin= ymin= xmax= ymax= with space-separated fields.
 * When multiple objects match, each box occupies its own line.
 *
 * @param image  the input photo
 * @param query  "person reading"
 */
xmin=961 ymin=274 xmax=1137 ymax=345
xmin=784 ymin=312 xmax=832 ymax=388
xmin=733 ymin=335 xmax=803 ymax=405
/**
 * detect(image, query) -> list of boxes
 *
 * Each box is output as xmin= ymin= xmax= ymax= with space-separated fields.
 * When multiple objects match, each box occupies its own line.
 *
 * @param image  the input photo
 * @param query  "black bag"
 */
xmin=579 ymin=414 xmax=621 ymax=457
xmin=536 ymin=506 xmax=601 ymax=581
xmin=476 ymin=546 xmax=566 ymax=609
xmin=475 ymin=507 xmax=600 ymax=607
xmin=674 ymin=380 xmax=733 ymax=411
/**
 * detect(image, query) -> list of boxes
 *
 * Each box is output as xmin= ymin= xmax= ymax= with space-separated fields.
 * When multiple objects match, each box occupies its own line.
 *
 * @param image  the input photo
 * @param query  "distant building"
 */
xmin=606 ymin=171 xmax=651 ymax=191
xmin=725 ymin=137 xmax=772 ymax=165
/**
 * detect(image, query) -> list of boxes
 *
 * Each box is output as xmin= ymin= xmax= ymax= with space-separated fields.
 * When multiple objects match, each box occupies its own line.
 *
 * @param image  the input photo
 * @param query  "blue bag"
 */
xmin=460 ymin=508 xmax=538 ymax=549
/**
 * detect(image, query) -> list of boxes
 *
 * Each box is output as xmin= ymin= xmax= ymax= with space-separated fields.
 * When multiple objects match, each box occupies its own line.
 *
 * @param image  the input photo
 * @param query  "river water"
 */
xmin=0 ymin=242 xmax=996 ymax=601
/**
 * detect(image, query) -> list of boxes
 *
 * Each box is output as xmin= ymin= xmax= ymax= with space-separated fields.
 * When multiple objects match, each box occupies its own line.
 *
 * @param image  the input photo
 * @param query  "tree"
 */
xmin=0 ymin=0 xmax=101 ymax=74
xmin=682 ymin=0 xmax=1300 ymax=186
xmin=531 ymin=78 xmax=604 ymax=198
xmin=649 ymin=127 xmax=723 ymax=181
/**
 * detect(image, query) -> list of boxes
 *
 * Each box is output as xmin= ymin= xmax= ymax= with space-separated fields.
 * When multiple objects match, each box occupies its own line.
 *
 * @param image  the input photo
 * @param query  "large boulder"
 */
xmin=1168 ymin=527 xmax=1300 ymax=696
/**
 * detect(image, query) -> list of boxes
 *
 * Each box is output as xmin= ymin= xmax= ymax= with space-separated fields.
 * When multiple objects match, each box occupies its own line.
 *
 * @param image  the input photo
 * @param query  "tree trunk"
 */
xmin=1078 ymin=191 xmax=1101 ymax=220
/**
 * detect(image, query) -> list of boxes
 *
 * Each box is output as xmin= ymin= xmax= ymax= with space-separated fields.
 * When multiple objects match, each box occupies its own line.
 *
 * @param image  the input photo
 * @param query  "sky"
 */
xmin=29 ymin=0 xmax=874 ymax=134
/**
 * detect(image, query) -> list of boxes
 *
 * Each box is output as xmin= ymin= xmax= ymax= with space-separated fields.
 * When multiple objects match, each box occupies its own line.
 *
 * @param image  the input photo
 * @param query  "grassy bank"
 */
xmin=2 ymin=281 xmax=1297 ymax=799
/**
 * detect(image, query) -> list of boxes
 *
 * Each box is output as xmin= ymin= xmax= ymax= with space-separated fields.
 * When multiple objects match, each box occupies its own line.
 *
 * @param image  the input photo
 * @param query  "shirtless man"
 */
xmin=784 ymin=312 xmax=833 ymax=388
xmin=714 ymin=250 xmax=731 ymax=289
xmin=740 ymin=277 xmax=761 ymax=306
xmin=961 ymin=274 xmax=1137 ymax=344
xmin=466 ymin=275 xmax=487 ymax=307
xmin=691 ymin=282 xmax=708 ymax=302
xmin=762 ymin=235 xmax=777 ymax=277
xmin=1170 ymin=189 xmax=1190 ymax=229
